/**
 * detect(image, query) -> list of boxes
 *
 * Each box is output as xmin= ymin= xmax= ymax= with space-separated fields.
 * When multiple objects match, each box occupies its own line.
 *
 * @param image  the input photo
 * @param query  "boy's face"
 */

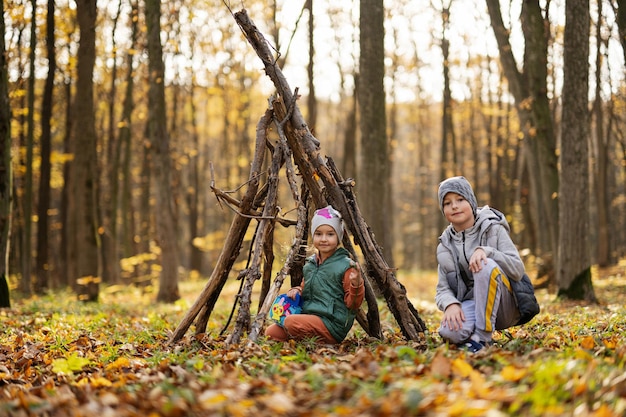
xmin=442 ymin=192 xmax=475 ymax=232
xmin=313 ymin=225 xmax=339 ymax=260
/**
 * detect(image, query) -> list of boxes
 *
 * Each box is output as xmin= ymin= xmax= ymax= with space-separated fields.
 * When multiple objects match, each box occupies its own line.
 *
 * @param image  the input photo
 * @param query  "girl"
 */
xmin=435 ymin=176 xmax=525 ymax=353
xmin=265 ymin=205 xmax=364 ymax=344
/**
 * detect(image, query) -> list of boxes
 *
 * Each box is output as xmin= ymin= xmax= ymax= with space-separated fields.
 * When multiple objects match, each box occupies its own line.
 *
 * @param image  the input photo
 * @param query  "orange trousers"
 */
xmin=265 ymin=314 xmax=338 ymax=344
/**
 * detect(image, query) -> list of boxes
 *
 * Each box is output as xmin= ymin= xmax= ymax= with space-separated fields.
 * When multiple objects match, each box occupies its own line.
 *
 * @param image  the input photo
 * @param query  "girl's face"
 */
xmin=313 ymin=225 xmax=339 ymax=261
xmin=442 ymin=192 xmax=475 ymax=232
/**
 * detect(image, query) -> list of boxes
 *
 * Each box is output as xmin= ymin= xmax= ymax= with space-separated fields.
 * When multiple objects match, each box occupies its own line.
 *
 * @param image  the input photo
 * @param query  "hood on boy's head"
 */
xmin=311 ymin=205 xmax=344 ymax=241
xmin=437 ymin=176 xmax=478 ymax=216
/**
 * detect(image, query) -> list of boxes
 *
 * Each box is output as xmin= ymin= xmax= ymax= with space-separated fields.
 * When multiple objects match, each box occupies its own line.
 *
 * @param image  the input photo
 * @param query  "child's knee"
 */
xmin=265 ymin=323 xmax=288 ymax=341
xmin=438 ymin=326 xmax=472 ymax=344
xmin=474 ymin=258 xmax=501 ymax=282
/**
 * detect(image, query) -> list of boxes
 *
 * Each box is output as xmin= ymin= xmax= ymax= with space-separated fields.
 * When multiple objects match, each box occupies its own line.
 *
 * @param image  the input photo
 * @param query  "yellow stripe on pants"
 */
xmin=484 ymin=267 xmax=502 ymax=332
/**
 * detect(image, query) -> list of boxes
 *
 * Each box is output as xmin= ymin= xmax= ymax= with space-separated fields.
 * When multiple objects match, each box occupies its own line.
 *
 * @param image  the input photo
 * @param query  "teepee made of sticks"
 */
xmin=169 ymin=9 xmax=426 ymax=346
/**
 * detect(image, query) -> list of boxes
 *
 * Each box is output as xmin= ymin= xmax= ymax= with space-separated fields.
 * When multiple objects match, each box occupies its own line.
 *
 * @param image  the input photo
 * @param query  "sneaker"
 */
xmin=459 ymin=339 xmax=491 ymax=353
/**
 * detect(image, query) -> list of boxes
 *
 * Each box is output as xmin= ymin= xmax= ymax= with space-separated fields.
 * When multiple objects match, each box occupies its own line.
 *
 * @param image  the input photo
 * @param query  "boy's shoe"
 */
xmin=458 ymin=339 xmax=492 ymax=353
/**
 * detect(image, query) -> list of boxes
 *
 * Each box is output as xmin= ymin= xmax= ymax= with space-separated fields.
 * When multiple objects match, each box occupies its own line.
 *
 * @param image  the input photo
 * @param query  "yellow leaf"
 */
xmin=592 ymin=404 xmax=617 ymax=417
xmin=452 ymin=358 xmax=474 ymax=378
xmin=90 ymin=377 xmax=113 ymax=388
xmin=603 ymin=337 xmax=617 ymax=349
xmin=448 ymin=400 xmax=468 ymax=416
xmin=106 ymin=357 xmax=131 ymax=371
xmin=581 ymin=335 xmax=595 ymax=350
xmin=199 ymin=391 xmax=228 ymax=410
xmin=500 ymin=365 xmax=527 ymax=382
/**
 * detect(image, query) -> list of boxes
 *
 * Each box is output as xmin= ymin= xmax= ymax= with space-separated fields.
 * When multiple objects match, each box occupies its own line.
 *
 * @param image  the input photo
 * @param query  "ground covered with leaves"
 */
xmin=1 ymin=264 xmax=626 ymax=417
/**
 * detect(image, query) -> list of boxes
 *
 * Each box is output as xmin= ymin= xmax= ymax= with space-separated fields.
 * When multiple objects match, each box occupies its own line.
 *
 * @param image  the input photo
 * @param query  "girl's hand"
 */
xmin=469 ymin=248 xmax=487 ymax=273
xmin=441 ymin=303 xmax=465 ymax=331
xmin=348 ymin=261 xmax=362 ymax=287
xmin=287 ymin=287 xmax=301 ymax=299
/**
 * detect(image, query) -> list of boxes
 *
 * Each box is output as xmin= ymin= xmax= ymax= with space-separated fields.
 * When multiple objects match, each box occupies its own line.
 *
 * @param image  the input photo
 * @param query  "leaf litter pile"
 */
xmin=1 ymin=265 xmax=626 ymax=417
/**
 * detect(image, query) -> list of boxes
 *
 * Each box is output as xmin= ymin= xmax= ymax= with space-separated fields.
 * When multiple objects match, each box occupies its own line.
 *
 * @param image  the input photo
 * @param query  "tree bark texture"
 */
xmin=557 ymin=0 xmax=596 ymax=302
xmin=0 ymin=0 xmax=13 ymax=307
xmin=72 ymin=0 xmax=100 ymax=302
xmin=358 ymin=0 xmax=394 ymax=265
xmin=146 ymin=0 xmax=180 ymax=303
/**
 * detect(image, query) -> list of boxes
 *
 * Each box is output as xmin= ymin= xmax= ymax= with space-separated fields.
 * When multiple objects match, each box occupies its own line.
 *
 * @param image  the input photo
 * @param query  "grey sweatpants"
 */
xmin=438 ymin=258 xmax=520 ymax=344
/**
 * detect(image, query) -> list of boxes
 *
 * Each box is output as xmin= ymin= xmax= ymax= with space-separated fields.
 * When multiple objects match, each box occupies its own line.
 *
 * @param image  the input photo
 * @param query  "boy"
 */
xmin=435 ymin=176 xmax=525 ymax=353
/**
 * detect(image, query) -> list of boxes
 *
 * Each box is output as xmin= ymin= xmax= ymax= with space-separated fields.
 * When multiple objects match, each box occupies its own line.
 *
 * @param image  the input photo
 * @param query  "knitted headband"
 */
xmin=437 ymin=176 xmax=478 ymax=215
xmin=311 ymin=205 xmax=344 ymax=242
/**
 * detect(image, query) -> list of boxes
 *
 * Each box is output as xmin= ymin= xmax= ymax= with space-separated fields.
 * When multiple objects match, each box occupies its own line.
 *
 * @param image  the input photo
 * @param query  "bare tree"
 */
xmin=146 ymin=0 xmax=180 ymax=302
xmin=22 ymin=0 xmax=36 ymax=295
xmin=36 ymin=0 xmax=56 ymax=292
xmin=119 ymin=0 xmax=139 ymax=266
xmin=615 ymin=0 xmax=626 ymax=71
xmin=359 ymin=0 xmax=393 ymax=265
xmin=100 ymin=0 xmax=123 ymax=285
xmin=557 ymin=0 xmax=596 ymax=302
xmin=486 ymin=0 xmax=559 ymax=270
xmin=306 ymin=0 xmax=317 ymax=132
xmin=71 ymin=0 xmax=100 ymax=302
xmin=0 ymin=0 xmax=13 ymax=307
xmin=594 ymin=0 xmax=616 ymax=267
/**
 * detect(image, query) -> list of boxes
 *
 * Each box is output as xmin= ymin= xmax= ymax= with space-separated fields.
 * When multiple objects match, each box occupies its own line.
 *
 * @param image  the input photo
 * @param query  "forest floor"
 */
xmin=1 ymin=260 xmax=626 ymax=417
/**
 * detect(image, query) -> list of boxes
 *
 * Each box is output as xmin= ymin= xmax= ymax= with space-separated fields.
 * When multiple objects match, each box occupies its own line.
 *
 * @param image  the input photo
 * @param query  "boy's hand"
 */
xmin=441 ymin=303 xmax=465 ymax=331
xmin=469 ymin=248 xmax=487 ymax=273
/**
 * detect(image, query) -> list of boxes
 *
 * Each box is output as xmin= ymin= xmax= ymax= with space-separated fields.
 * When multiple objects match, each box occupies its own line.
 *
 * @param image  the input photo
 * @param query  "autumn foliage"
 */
xmin=1 ymin=265 xmax=625 ymax=416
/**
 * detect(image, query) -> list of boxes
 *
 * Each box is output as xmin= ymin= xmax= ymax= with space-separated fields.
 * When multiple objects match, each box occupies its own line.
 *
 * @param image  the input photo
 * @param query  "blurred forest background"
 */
xmin=1 ymin=0 xmax=625 ymax=305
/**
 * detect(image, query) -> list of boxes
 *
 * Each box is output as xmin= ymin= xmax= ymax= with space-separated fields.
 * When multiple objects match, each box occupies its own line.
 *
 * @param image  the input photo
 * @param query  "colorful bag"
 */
xmin=268 ymin=293 xmax=302 ymax=326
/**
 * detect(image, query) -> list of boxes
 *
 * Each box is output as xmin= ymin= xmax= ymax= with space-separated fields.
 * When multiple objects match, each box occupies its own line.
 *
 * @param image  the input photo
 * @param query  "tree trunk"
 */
xmin=36 ymin=0 xmax=56 ymax=291
xmin=592 ymin=0 xmax=612 ymax=267
xmin=0 ymin=0 xmax=13 ymax=307
xmin=23 ymin=0 xmax=36 ymax=295
xmin=616 ymin=0 xmax=626 ymax=71
xmin=119 ymin=1 xmax=138 ymax=265
xmin=359 ymin=0 xmax=394 ymax=266
xmin=306 ymin=0 xmax=317 ymax=133
xmin=60 ymin=76 xmax=73 ymax=288
xmin=72 ymin=0 xmax=100 ymax=302
xmin=439 ymin=3 xmax=456 ymax=234
xmin=341 ymin=74 xmax=358 ymax=179
xmin=117 ymin=1 xmax=139 ymax=272
xmin=557 ymin=0 xmax=596 ymax=302
xmin=486 ymin=0 xmax=559 ymax=268
xmin=146 ymin=0 xmax=180 ymax=303
xmin=187 ymin=87 xmax=203 ymax=274
xmin=100 ymin=0 xmax=123 ymax=285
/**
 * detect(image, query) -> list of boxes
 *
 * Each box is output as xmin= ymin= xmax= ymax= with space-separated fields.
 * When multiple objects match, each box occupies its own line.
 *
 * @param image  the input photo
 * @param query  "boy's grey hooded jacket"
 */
xmin=435 ymin=206 xmax=525 ymax=313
